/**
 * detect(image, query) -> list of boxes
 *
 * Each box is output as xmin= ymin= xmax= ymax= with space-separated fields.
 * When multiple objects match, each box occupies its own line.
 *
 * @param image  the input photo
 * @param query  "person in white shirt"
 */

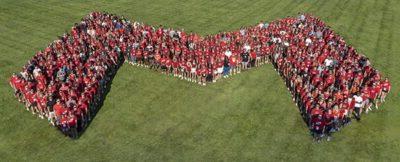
xmin=324 ymin=57 xmax=334 ymax=69
xmin=33 ymin=67 xmax=41 ymax=78
xmin=224 ymin=50 xmax=232 ymax=57
xmin=258 ymin=21 xmax=264 ymax=29
xmin=353 ymin=93 xmax=363 ymax=121
xmin=305 ymin=38 xmax=312 ymax=46
xmin=243 ymin=44 xmax=251 ymax=52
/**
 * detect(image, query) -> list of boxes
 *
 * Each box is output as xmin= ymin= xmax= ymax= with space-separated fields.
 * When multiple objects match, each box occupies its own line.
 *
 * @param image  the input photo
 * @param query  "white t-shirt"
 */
xmin=243 ymin=45 xmax=251 ymax=52
xmin=33 ymin=68 xmax=41 ymax=78
xmin=354 ymin=95 xmax=363 ymax=108
xmin=224 ymin=50 xmax=232 ymax=57
xmin=240 ymin=29 xmax=246 ymax=36
xmin=324 ymin=59 xmax=333 ymax=67
xmin=305 ymin=38 xmax=312 ymax=46
xmin=258 ymin=23 xmax=264 ymax=29
xmin=283 ymin=42 xmax=289 ymax=47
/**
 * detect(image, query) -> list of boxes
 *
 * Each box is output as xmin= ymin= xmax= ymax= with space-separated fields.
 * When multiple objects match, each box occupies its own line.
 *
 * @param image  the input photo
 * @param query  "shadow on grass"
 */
xmin=60 ymin=55 xmax=125 ymax=139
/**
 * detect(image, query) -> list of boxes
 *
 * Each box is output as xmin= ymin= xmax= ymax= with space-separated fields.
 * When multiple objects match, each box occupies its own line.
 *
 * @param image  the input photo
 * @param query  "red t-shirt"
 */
xmin=54 ymin=103 xmax=67 ymax=117
xmin=60 ymin=117 xmax=69 ymax=126
xmin=382 ymin=80 xmax=391 ymax=91
xmin=311 ymin=117 xmax=325 ymax=130
xmin=326 ymin=75 xmax=334 ymax=85
xmin=68 ymin=115 xmax=77 ymax=127
xmin=369 ymin=87 xmax=377 ymax=99
xmin=250 ymin=51 xmax=256 ymax=59
xmin=311 ymin=108 xmax=322 ymax=116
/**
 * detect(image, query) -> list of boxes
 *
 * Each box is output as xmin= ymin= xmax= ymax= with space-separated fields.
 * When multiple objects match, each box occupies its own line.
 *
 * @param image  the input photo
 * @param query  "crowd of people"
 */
xmin=123 ymin=19 xmax=271 ymax=85
xmin=265 ymin=14 xmax=391 ymax=142
xmin=9 ymin=12 xmax=390 ymax=140
xmin=10 ymin=12 xmax=124 ymax=138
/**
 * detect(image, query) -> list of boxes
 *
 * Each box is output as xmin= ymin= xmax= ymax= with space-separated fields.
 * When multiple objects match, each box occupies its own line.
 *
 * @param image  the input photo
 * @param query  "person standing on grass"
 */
xmin=373 ymin=82 xmax=382 ymax=109
xmin=223 ymin=56 xmax=230 ymax=78
xmin=380 ymin=78 xmax=391 ymax=103
xmin=311 ymin=114 xmax=325 ymax=142
xmin=324 ymin=110 xmax=334 ymax=141
xmin=241 ymin=51 xmax=249 ymax=70
xmin=353 ymin=92 xmax=363 ymax=121
xmin=68 ymin=112 xmax=78 ymax=138
xmin=60 ymin=113 xmax=69 ymax=136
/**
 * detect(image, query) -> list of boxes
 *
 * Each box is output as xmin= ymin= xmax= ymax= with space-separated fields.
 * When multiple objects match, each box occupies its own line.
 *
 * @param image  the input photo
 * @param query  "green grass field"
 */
xmin=1 ymin=0 xmax=399 ymax=161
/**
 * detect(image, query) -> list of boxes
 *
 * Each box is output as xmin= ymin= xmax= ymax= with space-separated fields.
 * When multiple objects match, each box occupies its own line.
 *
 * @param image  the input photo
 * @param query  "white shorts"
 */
xmin=191 ymin=68 xmax=196 ymax=73
xmin=48 ymin=111 xmax=55 ymax=118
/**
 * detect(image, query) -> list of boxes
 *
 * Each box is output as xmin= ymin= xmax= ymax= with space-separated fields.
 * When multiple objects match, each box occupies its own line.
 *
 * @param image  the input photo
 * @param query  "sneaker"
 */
xmin=327 ymin=136 xmax=332 ymax=141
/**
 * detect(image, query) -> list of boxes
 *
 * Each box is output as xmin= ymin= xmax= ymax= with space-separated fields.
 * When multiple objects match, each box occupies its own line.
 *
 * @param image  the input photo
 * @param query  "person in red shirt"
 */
xmin=229 ymin=56 xmax=237 ymax=75
xmin=36 ymin=92 xmax=47 ymax=119
xmin=311 ymin=114 xmax=325 ymax=142
xmin=367 ymin=85 xmax=378 ymax=112
xmin=172 ymin=58 xmax=179 ymax=77
xmin=325 ymin=74 xmax=335 ymax=88
xmin=53 ymin=99 xmax=67 ymax=122
xmin=10 ymin=73 xmax=23 ymax=99
xmin=344 ymin=97 xmax=355 ymax=124
xmin=68 ymin=112 xmax=78 ymax=138
xmin=200 ymin=67 xmax=207 ymax=86
xmin=250 ymin=50 xmax=257 ymax=67
xmin=324 ymin=110 xmax=334 ymax=141
xmin=361 ymin=87 xmax=371 ymax=114
xmin=60 ymin=114 xmax=69 ymax=136
xmin=373 ymin=82 xmax=383 ymax=109
xmin=165 ymin=58 xmax=172 ymax=75
xmin=380 ymin=77 xmax=391 ymax=103
xmin=24 ymin=89 xmax=36 ymax=113
xmin=309 ymin=104 xmax=322 ymax=126
xmin=78 ymin=100 xmax=89 ymax=126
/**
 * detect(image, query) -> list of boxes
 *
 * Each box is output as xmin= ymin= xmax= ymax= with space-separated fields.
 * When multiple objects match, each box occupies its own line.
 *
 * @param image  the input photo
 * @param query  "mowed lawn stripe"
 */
xmin=377 ymin=1 xmax=400 ymax=154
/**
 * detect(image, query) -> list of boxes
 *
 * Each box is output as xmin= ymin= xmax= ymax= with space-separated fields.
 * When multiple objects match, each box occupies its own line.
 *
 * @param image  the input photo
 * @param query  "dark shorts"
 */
xmin=325 ymin=125 xmax=333 ymax=134
xmin=369 ymin=98 xmax=376 ymax=103
xmin=314 ymin=129 xmax=323 ymax=135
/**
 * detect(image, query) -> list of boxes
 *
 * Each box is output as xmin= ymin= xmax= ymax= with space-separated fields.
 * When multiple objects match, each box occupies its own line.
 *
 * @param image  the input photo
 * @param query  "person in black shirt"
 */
xmin=241 ymin=52 xmax=249 ymax=70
